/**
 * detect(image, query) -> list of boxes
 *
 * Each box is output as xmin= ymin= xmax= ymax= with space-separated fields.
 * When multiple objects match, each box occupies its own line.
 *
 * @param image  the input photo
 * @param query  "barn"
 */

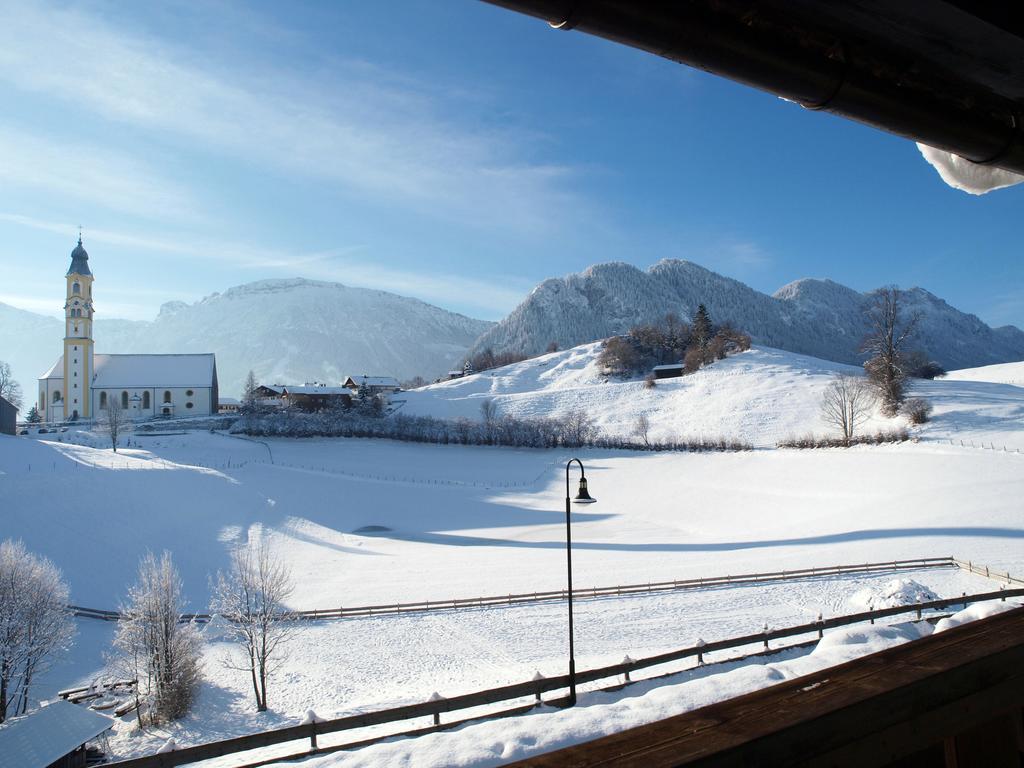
xmin=0 ymin=700 xmax=114 ymax=768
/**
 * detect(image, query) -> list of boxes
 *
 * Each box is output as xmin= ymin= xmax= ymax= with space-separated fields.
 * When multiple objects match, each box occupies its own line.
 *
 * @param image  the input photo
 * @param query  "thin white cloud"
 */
xmin=0 ymin=213 xmax=529 ymax=319
xmin=0 ymin=2 xmax=582 ymax=234
xmin=0 ymin=126 xmax=197 ymax=220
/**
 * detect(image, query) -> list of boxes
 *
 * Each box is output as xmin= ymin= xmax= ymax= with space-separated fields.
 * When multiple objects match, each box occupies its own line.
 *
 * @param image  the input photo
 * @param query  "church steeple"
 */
xmin=63 ymin=235 xmax=95 ymax=420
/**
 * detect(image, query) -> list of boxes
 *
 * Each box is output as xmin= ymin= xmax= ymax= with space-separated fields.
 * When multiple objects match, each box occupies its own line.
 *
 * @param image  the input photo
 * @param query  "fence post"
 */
xmin=532 ymin=671 xmax=545 ymax=704
xmin=428 ymin=692 xmax=444 ymax=726
xmin=817 ymin=613 xmax=824 ymax=638
xmin=696 ymin=638 xmax=706 ymax=665
xmin=916 ymin=603 xmax=922 ymax=620
xmin=763 ymin=623 xmax=769 ymax=650
xmin=622 ymin=655 xmax=633 ymax=684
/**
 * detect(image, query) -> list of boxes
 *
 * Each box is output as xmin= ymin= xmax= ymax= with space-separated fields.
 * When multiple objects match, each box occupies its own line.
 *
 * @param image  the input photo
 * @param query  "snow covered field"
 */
xmin=2 ymin=344 xmax=1022 ymax=764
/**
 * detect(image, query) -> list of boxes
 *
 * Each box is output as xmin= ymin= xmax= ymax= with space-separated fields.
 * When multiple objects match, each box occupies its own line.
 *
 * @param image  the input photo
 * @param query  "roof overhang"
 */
xmin=481 ymin=0 xmax=1024 ymax=175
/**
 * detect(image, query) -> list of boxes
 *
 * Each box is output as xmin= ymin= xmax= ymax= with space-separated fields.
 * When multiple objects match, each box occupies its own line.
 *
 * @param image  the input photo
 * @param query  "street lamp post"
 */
xmin=565 ymin=457 xmax=596 ymax=707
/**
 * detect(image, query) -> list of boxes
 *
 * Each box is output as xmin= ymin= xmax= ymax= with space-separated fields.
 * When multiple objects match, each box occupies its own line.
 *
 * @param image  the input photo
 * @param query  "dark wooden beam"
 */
xmin=505 ymin=606 xmax=1024 ymax=767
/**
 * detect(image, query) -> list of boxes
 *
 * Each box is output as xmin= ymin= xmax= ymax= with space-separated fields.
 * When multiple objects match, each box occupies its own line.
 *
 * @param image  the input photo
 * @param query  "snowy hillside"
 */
xmin=402 ymin=342 xmax=1024 ymax=449
xmin=469 ymin=260 xmax=1024 ymax=370
xmin=945 ymin=360 xmax=1024 ymax=387
xmin=1 ymin=279 xmax=493 ymax=399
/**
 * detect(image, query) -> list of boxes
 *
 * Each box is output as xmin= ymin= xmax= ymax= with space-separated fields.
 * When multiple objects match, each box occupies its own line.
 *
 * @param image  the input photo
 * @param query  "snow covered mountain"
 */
xmin=469 ymin=260 xmax=1024 ymax=370
xmin=1 ymin=279 xmax=493 ymax=399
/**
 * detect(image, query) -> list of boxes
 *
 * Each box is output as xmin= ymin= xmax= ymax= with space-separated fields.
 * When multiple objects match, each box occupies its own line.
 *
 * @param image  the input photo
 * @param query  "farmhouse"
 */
xmin=343 ymin=375 xmax=401 ymax=397
xmin=37 ymin=238 xmax=218 ymax=422
xmin=281 ymin=385 xmax=353 ymax=412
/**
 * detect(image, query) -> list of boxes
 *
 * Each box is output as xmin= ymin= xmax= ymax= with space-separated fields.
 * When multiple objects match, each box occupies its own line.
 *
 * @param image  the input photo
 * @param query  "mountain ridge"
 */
xmin=1 ymin=279 xmax=494 ymax=401
xmin=470 ymin=259 xmax=1024 ymax=370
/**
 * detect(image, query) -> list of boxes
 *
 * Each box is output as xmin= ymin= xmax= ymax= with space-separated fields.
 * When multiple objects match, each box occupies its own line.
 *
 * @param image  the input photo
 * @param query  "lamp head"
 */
xmin=572 ymin=476 xmax=597 ymax=504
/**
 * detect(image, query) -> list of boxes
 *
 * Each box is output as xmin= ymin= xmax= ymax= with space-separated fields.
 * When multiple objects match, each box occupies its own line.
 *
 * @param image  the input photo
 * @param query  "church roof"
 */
xmin=67 ymin=236 xmax=92 ymax=277
xmin=93 ymin=354 xmax=216 ymax=388
xmin=40 ymin=354 xmax=217 ymax=388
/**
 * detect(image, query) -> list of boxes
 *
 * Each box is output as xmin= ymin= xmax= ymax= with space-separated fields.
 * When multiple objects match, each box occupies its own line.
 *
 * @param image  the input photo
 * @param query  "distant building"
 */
xmin=218 ymin=397 xmax=241 ymax=414
xmin=252 ymin=385 xmax=286 ymax=408
xmin=0 ymin=395 xmax=16 ymax=435
xmin=447 ymin=370 xmax=464 ymax=380
xmin=281 ymin=385 xmax=353 ymax=412
xmin=0 ymin=699 xmax=114 ymax=768
xmin=342 ymin=375 xmax=401 ymax=397
xmin=652 ymin=363 xmax=685 ymax=379
xmin=38 ymin=238 xmax=218 ymax=422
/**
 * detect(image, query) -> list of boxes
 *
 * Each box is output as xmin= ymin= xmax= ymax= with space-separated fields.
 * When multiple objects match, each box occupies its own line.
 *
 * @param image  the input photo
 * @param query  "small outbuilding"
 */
xmin=0 ymin=395 xmax=16 ymax=435
xmin=218 ymin=396 xmax=241 ymax=414
xmin=0 ymin=699 xmax=115 ymax=768
xmin=652 ymin=363 xmax=685 ymax=379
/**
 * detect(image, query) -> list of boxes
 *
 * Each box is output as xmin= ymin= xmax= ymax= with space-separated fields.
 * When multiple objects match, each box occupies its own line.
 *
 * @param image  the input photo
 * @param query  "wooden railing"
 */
xmin=70 ymin=556 xmax=961 ymax=623
xmin=105 ymin=586 xmax=1024 ymax=768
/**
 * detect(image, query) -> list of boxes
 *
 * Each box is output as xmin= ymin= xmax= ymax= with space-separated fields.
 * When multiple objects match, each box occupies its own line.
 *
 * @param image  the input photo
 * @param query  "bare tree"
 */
xmin=0 ymin=540 xmax=75 ymax=721
xmin=633 ymin=413 xmax=652 ymax=448
xmin=98 ymin=398 xmax=130 ymax=452
xmin=862 ymin=287 xmax=920 ymax=416
xmin=241 ymin=370 xmax=259 ymax=412
xmin=113 ymin=552 xmax=201 ymax=725
xmin=560 ymin=410 xmax=598 ymax=447
xmin=820 ymin=374 xmax=875 ymax=443
xmin=0 ymin=361 xmax=22 ymax=411
xmin=210 ymin=540 xmax=297 ymax=712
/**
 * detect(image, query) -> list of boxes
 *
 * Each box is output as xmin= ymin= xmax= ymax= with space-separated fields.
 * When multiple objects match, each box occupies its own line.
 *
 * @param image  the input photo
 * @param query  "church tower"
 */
xmin=63 ymin=235 xmax=95 ymax=420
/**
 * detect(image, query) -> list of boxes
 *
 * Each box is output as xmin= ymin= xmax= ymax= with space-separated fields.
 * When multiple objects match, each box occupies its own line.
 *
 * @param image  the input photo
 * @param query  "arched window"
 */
xmin=72 ymin=282 xmax=80 ymax=295
xmin=163 ymin=390 xmax=172 ymax=403
xmin=53 ymin=390 xmax=61 ymax=404
xmin=143 ymin=391 xmax=150 ymax=409
xmin=121 ymin=391 xmax=129 ymax=409
xmin=100 ymin=392 xmax=107 ymax=409
xmin=39 ymin=390 xmax=44 ymax=408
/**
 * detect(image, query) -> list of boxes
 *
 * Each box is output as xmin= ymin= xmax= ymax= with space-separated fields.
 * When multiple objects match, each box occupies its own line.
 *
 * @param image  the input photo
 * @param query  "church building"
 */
xmin=38 ymin=237 xmax=219 ymax=422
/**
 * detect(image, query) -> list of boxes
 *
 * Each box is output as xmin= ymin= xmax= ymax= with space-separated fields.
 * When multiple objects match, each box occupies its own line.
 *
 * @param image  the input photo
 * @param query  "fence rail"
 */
xmin=105 ymin=588 xmax=1024 ymax=768
xmin=71 ymin=556 xmax=963 ymax=623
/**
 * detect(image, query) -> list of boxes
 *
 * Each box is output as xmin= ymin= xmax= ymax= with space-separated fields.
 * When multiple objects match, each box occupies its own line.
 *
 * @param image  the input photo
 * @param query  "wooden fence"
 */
xmin=70 ymin=556 xmax=963 ymax=623
xmin=105 ymin=587 xmax=1024 ymax=768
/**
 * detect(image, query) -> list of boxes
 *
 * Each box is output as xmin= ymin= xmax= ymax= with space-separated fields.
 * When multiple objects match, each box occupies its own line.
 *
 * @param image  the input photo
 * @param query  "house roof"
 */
xmin=0 ymin=700 xmax=114 ymax=768
xmin=41 ymin=354 xmax=217 ymax=388
xmin=345 ymin=375 xmax=400 ymax=388
xmin=219 ymin=397 xmax=241 ymax=405
xmin=652 ymin=363 xmax=685 ymax=371
xmin=283 ymin=386 xmax=353 ymax=396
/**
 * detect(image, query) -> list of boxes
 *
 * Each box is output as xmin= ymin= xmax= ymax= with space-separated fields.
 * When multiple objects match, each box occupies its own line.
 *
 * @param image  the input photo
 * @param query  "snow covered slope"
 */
xmin=470 ymin=260 xmax=1024 ymax=370
xmin=945 ymin=360 xmax=1024 ymax=387
xmin=0 ymin=279 xmax=493 ymax=400
xmin=402 ymin=342 xmax=1024 ymax=449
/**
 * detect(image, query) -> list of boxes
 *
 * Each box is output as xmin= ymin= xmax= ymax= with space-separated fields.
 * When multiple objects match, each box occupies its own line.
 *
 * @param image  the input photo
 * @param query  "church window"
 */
xmin=73 ymin=371 xmax=77 ymax=377
xmin=186 ymin=402 xmax=194 ymax=409
xmin=100 ymin=392 xmax=107 ymax=409
xmin=121 ymin=391 xmax=129 ymax=409
xmin=143 ymin=392 xmax=150 ymax=408
xmin=53 ymin=391 xmax=61 ymax=403
xmin=163 ymin=390 xmax=172 ymax=403
xmin=186 ymin=389 xmax=194 ymax=397
xmin=72 ymin=282 xmax=80 ymax=295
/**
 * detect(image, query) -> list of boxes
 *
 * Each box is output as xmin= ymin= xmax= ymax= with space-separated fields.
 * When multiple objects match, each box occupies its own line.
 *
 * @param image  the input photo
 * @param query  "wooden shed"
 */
xmin=652 ymin=363 xmax=685 ymax=380
xmin=0 ymin=700 xmax=114 ymax=768
xmin=0 ymin=395 xmax=16 ymax=435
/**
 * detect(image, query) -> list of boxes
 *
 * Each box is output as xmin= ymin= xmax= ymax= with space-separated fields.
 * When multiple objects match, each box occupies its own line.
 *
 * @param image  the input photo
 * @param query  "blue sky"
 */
xmin=1 ymin=0 xmax=1022 ymax=328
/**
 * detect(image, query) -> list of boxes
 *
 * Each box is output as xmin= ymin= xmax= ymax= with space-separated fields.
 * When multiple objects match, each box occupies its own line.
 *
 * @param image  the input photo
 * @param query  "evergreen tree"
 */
xmin=25 ymin=406 xmax=41 ymax=424
xmin=692 ymin=304 xmax=713 ymax=361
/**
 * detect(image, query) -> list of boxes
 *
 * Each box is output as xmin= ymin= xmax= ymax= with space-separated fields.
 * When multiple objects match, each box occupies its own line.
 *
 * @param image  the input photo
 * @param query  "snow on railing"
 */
xmin=103 ymin=590 xmax=1024 ymax=768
